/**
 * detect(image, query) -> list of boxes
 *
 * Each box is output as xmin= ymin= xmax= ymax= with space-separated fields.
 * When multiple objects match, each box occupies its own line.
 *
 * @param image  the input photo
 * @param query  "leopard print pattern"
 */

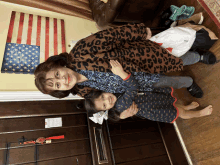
xmin=69 ymin=23 xmax=183 ymax=97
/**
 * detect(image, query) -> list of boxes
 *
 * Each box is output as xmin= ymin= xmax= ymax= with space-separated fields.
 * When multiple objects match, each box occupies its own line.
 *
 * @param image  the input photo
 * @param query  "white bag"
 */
xmin=149 ymin=27 xmax=196 ymax=57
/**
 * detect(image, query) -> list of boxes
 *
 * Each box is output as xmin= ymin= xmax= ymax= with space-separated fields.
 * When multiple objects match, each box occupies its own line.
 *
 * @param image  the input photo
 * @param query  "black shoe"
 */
xmin=159 ymin=8 xmax=174 ymax=28
xmin=187 ymin=82 xmax=203 ymax=98
xmin=196 ymin=49 xmax=217 ymax=64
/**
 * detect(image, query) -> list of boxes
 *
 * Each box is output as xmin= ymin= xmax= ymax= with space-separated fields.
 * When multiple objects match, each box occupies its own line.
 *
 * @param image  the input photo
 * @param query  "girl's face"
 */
xmin=45 ymin=67 xmax=77 ymax=91
xmin=94 ymin=93 xmax=117 ymax=111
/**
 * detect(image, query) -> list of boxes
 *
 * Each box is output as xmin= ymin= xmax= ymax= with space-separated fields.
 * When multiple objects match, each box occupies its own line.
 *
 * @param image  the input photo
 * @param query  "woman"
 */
xmin=34 ymin=23 xmax=217 ymax=98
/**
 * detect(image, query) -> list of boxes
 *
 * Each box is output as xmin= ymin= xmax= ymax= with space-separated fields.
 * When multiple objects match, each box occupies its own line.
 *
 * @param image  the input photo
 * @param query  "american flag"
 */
xmin=1 ymin=11 xmax=66 ymax=74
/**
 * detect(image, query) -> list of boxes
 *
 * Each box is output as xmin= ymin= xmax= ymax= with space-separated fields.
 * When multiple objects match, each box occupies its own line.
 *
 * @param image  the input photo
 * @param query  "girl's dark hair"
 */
xmin=84 ymin=90 xmax=121 ymax=122
xmin=34 ymin=52 xmax=79 ymax=98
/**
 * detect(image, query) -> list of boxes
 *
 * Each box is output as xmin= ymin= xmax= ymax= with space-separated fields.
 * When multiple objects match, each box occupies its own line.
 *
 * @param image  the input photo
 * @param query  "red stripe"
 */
xmin=7 ymin=11 xmax=16 ymax=43
xmin=45 ymin=17 xmax=50 ymax=60
xmin=26 ymin=14 xmax=33 ymax=45
xmin=54 ymin=18 xmax=58 ymax=55
xmin=61 ymin=19 xmax=66 ymax=52
xmin=170 ymin=87 xmax=179 ymax=123
xmin=36 ymin=16 xmax=41 ymax=46
xmin=17 ymin=13 xmax=25 ymax=44
xmin=198 ymin=0 xmax=220 ymax=29
xmin=123 ymin=72 xmax=131 ymax=81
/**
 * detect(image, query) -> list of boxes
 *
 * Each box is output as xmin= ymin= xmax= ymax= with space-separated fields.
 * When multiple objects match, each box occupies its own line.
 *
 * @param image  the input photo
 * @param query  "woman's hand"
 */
xmin=120 ymin=102 xmax=139 ymax=119
xmin=110 ymin=60 xmax=128 ymax=79
xmin=146 ymin=27 xmax=152 ymax=40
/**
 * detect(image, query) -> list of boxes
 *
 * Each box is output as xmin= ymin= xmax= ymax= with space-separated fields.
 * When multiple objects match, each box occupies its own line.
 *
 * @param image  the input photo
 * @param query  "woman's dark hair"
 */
xmin=84 ymin=90 xmax=121 ymax=122
xmin=34 ymin=52 xmax=79 ymax=98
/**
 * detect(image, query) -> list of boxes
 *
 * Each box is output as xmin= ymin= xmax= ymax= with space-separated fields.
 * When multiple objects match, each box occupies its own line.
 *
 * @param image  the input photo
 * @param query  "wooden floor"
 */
xmin=170 ymin=0 xmax=220 ymax=165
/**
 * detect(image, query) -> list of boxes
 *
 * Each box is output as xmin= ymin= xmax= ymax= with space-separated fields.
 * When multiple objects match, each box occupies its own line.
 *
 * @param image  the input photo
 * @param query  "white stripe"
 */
xmin=11 ymin=12 xmax=20 ymax=43
xmin=31 ymin=15 xmax=38 ymax=45
xmin=49 ymin=17 xmax=54 ymax=57
xmin=57 ymin=19 xmax=62 ymax=54
xmin=21 ymin=13 xmax=29 ymax=44
xmin=40 ymin=16 xmax=45 ymax=63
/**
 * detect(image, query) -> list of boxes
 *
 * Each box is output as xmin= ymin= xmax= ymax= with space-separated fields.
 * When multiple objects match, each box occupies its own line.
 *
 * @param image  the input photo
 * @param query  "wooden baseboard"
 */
xmin=157 ymin=122 xmax=189 ymax=165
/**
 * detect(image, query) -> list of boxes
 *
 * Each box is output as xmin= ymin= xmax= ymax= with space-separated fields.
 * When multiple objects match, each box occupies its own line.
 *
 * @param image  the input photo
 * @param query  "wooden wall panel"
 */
xmin=113 ymin=143 xmax=167 ymax=163
xmin=110 ymin=131 xmax=162 ymax=149
xmin=0 ymin=114 xmax=87 ymax=133
xmin=38 ymin=140 xmax=91 ymax=161
xmin=37 ymin=154 xmax=93 ymax=165
xmin=108 ymin=120 xmax=158 ymax=136
xmin=9 ymin=146 xmax=35 ymax=164
xmin=0 ymin=149 xmax=6 ymax=165
xmin=0 ymin=126 xmax=89 ymax=144
xmin=7 ymin=140 xmax=91 ymax=164
xmin=117 ymin=155 xmax=170 ymax=165
xmin=0 ymin=100 xmax=85 ymax=118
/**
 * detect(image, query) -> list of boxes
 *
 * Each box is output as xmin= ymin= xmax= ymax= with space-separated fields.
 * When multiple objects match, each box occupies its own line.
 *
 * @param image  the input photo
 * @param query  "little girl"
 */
xmin=85 ymin=60 xmax=213 ymax=124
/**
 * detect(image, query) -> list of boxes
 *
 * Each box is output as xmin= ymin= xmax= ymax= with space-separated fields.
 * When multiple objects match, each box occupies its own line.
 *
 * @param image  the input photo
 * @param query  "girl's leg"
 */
xmin=153 ymin=75 xmax=193 ymax=89
xmin=178 ymin=101 xmax=199 ymax=110
xmin=176 ymin=103 xmax=213 ymax=119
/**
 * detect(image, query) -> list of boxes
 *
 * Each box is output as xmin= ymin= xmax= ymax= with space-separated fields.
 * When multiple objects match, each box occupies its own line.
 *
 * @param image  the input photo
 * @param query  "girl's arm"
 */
xmin=110 ymin=60 xmax=139 ymax=112
xmin=70 ymin=23 xmax=150 ymax=55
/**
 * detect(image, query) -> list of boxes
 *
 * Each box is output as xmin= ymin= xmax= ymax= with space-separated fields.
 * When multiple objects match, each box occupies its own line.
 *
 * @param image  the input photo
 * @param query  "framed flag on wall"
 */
xmin=1 ymin=11 xmax=66 ymax=74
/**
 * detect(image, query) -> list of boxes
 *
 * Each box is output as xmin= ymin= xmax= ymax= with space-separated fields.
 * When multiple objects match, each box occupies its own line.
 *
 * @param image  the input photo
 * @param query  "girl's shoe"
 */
xmin=187 ymin=82 xmax=203 ymax=98
xmin=196 ymin=49 xmax=217 ymax=64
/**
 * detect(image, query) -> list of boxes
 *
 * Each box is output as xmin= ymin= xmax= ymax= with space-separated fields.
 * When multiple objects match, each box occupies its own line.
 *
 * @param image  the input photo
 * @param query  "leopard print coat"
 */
xmin=69 ymin=23 xmax=183 ymax=97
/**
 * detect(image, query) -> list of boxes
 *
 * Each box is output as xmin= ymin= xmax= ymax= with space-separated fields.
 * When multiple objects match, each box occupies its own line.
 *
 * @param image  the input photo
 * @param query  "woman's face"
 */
xmin=94 ymin=93 xmax=117 ymax=111
xmin=45 ymin=67 xmax=77 ymax=91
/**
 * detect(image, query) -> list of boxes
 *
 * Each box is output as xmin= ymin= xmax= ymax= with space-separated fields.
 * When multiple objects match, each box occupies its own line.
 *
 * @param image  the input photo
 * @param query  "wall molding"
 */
xmin=0 ymin=91 xmax=83 ymax=102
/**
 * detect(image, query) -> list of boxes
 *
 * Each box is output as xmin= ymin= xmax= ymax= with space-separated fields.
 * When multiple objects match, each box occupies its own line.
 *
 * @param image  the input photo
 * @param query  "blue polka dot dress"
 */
xmin=115 ymin=74 xmax=179 ymax=123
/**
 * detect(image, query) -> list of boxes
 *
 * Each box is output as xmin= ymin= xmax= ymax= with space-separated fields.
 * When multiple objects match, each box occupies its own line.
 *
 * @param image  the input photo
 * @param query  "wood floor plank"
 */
xmin=170 ymin=0 xmax=220 ymax=164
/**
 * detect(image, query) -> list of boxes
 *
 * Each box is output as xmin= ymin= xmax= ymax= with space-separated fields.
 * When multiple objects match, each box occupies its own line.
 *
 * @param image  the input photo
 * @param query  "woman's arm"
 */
xmin=70 ymin=23 xmax=150 ymax=55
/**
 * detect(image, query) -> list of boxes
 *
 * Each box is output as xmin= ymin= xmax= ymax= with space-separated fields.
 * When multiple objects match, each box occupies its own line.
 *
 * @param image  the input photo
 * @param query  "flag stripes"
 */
xmin=2 ymin=11 xmax=66 ymax=74
xmin=6 ymin=11 xmax=66 ymax=61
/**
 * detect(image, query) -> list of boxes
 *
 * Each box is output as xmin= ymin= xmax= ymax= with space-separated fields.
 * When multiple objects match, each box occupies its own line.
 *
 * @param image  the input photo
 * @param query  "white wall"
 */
xmin=0 ymin=1 xmax=99 ymax=91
